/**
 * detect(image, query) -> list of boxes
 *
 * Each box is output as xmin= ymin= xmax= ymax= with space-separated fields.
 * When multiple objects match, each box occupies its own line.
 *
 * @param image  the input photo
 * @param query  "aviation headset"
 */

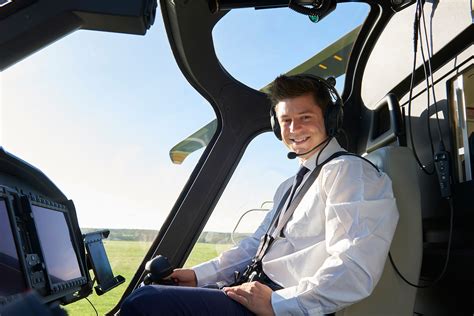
xmin=270 ymin=74 xmax=344 ymax=140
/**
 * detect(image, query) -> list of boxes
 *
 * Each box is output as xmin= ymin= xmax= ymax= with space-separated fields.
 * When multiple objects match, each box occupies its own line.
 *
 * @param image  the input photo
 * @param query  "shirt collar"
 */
xmin=300 ymin=138 xmax=344 ymax=171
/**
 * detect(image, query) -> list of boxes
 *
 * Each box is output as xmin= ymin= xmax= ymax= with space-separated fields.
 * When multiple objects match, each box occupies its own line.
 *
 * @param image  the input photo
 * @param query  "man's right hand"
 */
xmin=168 ymin=268 xmax=197 ymax=287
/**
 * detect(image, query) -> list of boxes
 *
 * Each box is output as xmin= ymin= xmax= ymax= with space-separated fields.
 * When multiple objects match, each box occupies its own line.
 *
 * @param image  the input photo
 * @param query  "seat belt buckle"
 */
xmin=233 ymin=270 xmax=240 ymax=284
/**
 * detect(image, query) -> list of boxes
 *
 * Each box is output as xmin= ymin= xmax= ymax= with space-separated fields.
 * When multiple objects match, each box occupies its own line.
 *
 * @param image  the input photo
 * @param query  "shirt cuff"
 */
xmin=192 ymin=260 xmax=218 ymax=287
xmin=271 ymin=287 xmax=323 ymax=316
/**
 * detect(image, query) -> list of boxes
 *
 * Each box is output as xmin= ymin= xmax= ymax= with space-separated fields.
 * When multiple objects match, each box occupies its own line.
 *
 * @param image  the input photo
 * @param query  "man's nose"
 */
xmin=289 ymin=120 xmax=300 ymax=132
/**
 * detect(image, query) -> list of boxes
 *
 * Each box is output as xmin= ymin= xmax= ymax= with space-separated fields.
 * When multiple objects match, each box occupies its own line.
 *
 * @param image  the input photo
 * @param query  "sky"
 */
xmin=0 ymin=2 xmax=369 ymax=232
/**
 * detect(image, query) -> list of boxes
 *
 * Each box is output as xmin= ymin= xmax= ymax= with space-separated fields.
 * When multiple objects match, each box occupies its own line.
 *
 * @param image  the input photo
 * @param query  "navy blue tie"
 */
xmin=277 ymin=166 xmax=310 ymax=233
xmin=287 ymin=166 xmax=310 ymax=205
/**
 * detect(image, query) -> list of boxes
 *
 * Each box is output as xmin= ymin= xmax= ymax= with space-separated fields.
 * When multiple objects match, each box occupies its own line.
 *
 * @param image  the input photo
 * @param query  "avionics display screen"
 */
xmin=31 ymin=205 xmax=82 ymax=284
xmin=0 ymin=199 xmax=25 ymax=296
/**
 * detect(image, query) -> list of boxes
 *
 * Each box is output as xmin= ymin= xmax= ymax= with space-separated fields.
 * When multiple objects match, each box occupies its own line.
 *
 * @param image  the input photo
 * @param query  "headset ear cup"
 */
xmin=325 ymin=101 xmax=343 ymax=137
xmin=270 ymin=107 xmax=282 ymax=140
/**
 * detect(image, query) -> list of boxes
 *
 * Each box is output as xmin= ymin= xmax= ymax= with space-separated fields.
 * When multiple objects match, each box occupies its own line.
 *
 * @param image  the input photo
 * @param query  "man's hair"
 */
xmin=267 ymin=74 xmax=332 ymax=113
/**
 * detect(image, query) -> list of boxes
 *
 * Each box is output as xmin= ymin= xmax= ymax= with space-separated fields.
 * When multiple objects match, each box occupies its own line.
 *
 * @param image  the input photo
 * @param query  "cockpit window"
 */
xmin=1 ymin=25 xmax=216 ymax=314
xmin=362 ymin=1 xmax=473 ymax=108
xmin=212 ymin=3 xmax=370 ymax=92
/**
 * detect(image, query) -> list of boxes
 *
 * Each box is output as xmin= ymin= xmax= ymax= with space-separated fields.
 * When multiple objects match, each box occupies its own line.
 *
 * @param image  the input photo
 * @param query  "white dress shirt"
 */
xmin=193 ymin=139 xmax=399 ymax=315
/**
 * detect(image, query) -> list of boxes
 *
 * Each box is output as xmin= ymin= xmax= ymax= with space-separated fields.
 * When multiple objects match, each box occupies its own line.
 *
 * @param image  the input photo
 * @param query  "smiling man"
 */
xmin=121 ymin=74 xmax=399 ymax=316
xmin=273 ymin=84 xmax=329 ymax=160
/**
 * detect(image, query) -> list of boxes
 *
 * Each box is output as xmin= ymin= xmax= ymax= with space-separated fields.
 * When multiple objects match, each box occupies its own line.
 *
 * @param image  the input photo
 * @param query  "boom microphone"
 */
xmin=287 ymin=138 xmax=330 ymax=159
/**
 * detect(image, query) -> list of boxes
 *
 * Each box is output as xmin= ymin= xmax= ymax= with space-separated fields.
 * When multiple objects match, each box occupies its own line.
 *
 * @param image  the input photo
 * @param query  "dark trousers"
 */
xmin=120 ymin=285 xmax=337 ymax=316
xmin=120 ymin=285 xmax=254 ymax=316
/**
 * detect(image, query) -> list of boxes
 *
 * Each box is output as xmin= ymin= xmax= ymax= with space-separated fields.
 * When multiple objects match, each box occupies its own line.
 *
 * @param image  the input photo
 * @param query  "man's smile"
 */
xmin=290 ymin=136 xmax=310 ymax=145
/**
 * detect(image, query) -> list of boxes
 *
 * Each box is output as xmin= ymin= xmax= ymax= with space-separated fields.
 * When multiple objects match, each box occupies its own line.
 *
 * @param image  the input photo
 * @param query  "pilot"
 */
xmin=121 ymin=74 xmax=399 ymax=316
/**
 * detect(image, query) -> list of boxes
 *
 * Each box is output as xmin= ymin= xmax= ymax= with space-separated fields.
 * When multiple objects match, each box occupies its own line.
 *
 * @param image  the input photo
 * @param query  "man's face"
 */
xmin=275 ymin=93 xmax=328 ymax=161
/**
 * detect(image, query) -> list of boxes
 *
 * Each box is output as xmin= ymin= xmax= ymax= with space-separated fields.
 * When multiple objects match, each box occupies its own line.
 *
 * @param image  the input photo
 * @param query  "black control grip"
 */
xmin=143 ymin=255 xmax=176 ymax=285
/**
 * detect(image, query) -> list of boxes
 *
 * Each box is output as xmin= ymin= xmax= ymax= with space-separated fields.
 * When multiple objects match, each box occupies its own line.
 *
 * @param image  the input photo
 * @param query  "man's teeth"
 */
xmin=292 ymin=137 xmax=308 ymax=143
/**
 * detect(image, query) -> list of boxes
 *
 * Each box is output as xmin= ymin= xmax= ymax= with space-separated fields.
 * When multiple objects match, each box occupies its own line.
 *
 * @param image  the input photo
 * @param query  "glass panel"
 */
xmin=31 ymin=205 xmax=82 ymax=283
xmin=0 ymin=199 xmax=25 ymax=296
xmin=0 ymin=16 xmax=215 ymax=315
xmin=450 ymin=66 xmax=474 ymax=182
xmin=185 ymin=133 xmax=295 ymax=267
xmin=362 ymin=1 xmax=473 ymax=108
xmin=213 ymin=3 xmax=370 ymax=92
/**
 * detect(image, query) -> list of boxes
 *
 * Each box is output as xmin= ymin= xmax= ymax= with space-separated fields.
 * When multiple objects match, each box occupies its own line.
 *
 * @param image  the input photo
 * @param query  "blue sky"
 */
xmin=0 ymin=3 xmax=369 ymax=232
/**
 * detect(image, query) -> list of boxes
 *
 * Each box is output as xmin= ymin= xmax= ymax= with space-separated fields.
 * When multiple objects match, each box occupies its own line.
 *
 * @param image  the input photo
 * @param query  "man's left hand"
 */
xmin=223 ymin=281 xmax=275 ymax=316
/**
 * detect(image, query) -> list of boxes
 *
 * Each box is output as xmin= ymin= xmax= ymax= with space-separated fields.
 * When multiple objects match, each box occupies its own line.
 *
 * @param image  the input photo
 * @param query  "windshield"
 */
xmin=213 ymin=2 xmax=370 ymax=92
xmin=1 ymin=11 xmax=215 ymax=314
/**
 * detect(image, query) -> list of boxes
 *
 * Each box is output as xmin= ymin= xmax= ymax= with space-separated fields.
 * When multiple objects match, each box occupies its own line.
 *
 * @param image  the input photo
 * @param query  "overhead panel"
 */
xmin=0 ymin=0 xmax=157 ymax=71
xmin=0 ymin=0 xmax=36 ymax=20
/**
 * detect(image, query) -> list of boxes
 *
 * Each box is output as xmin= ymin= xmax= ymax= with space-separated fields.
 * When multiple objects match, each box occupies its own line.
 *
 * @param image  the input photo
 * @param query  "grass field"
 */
xmin=64 ymin=240 xmax=232 ymax=315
